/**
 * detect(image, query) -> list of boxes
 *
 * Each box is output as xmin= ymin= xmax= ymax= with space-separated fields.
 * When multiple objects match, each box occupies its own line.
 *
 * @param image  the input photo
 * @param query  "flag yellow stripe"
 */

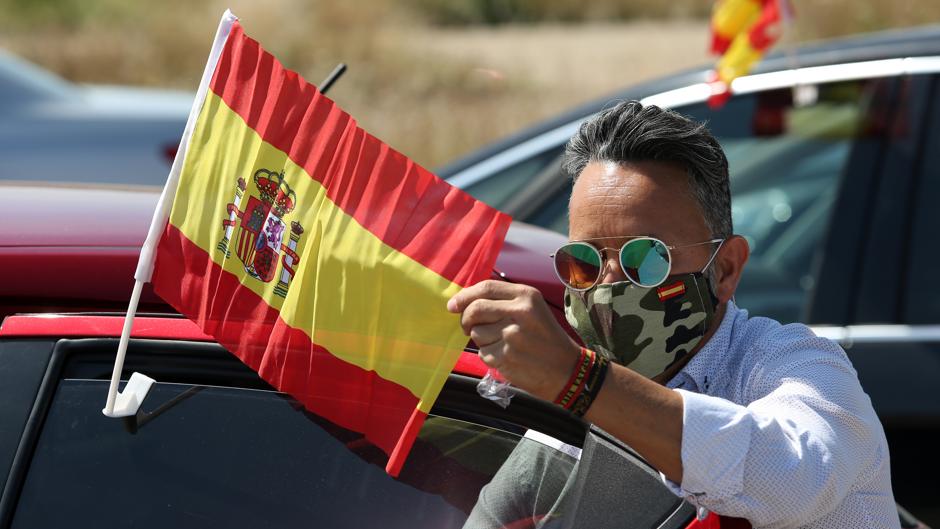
xmin=169 ymin=92 xmax=466 ymax=406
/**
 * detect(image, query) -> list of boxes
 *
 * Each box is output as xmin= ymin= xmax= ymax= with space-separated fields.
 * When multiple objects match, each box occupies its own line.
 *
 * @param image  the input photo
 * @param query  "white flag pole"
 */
xmin=103 ymin=9 xmax=239 ymax=417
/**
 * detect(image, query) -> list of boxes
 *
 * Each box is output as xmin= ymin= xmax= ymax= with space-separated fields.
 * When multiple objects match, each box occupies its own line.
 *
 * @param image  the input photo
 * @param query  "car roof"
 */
xmin=437 ymin=24 xmax=940 ymax=178
xmin=0 ymin=181 xmax=160 ymax=248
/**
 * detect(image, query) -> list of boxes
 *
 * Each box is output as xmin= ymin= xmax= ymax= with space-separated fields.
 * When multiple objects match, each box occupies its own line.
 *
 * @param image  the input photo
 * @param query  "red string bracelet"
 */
xmin=554 ymin=347 xmax=595 ymax=410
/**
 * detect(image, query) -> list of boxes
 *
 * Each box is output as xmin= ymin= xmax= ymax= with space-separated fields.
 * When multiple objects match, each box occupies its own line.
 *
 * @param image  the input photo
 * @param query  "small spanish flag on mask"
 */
xmin=657 ymin=281 xmax=687 ymax=302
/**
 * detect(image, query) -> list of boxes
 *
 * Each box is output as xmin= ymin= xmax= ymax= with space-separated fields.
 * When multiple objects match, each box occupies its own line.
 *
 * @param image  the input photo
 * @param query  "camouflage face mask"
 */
xmin=563 ymin=273 xmax=718 ymax=378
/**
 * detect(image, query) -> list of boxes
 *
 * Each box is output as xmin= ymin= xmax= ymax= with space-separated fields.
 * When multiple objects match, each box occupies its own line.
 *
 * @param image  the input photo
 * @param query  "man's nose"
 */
xmin=598 ymin=252 xmax=627 ymax=285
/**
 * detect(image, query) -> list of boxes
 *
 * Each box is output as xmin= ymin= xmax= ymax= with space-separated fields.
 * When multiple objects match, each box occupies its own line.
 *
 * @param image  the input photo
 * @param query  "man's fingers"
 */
xmin=459 ymin=299 xmax=513 ymax=335
xmin=447 ymin=280 xmax=526 ymax=313
xmin=469 ymin=320 xmax=511 ymax=347
xmin=478 ymin=341 xmax=506 ymax=368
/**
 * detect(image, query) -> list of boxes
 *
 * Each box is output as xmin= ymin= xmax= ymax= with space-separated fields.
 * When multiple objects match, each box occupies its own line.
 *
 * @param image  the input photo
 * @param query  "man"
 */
xmin=449 ymin=101 xmax=899 ymax=528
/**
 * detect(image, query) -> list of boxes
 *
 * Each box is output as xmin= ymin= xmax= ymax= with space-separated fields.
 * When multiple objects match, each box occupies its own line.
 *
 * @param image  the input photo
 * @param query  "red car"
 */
xmin=0 ymin=182 xmax=928 ymax=528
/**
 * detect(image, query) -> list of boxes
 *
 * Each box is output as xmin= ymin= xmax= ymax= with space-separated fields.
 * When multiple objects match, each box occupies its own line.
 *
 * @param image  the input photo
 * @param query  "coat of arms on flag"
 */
xmin=218 ymin=169 xmax=304 ymax=297
xmin=102 ymin=10 xmax=512 ymax=477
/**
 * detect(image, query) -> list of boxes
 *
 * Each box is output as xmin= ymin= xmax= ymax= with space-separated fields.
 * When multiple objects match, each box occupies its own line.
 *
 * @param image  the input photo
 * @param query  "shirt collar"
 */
xmin=667 ymin=300 xmax=742 ymax=393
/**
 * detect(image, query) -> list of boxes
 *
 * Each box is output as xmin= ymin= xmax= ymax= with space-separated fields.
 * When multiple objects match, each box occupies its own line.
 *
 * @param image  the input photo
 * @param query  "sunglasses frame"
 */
xmin=551 ymin=236 xmax=725 ymax=291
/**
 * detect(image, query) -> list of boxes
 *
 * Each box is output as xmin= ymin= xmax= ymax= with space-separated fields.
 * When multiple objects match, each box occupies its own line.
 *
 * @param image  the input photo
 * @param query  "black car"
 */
xmin=0 ymin=315 xmax=726 ymax=529
xmin=0 ymin=315 xmax=930 ymax=528
xmin=441 ymin=25 xmax=940 ymax=525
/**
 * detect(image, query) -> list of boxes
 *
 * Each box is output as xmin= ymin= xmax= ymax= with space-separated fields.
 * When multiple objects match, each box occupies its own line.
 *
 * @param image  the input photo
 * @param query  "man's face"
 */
xmin=568 ymin=160 xmax=716 ymax=284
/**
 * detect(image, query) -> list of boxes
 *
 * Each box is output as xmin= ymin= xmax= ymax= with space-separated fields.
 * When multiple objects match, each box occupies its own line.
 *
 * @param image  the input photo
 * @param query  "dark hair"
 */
xmin=562 ymin=100 xmax=732 ymax=238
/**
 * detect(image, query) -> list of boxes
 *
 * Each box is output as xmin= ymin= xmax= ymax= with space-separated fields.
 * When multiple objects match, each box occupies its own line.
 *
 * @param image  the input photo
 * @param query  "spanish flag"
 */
xmin=130 ymin=11 xmax=511 ymax=476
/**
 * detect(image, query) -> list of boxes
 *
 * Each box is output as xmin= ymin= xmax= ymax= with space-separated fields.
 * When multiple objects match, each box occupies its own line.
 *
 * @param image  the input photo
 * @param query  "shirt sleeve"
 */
xmin=666 ymin=355 xmax=888 ymax=528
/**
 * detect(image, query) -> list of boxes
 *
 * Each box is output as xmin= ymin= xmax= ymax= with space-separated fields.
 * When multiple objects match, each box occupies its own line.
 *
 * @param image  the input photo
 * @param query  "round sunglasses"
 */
xmin=552 ymin=236 xmax=724 ymax=290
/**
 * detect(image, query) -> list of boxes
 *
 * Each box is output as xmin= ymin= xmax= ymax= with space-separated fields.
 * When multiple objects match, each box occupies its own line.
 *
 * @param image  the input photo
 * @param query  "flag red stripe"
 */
xmin=386 ymin=408 xmax=427 ymax=477
xmin=152 ymin=222 xmax=420 ymax=456
xmin=207 ymin=22 xmax=509 ymax=287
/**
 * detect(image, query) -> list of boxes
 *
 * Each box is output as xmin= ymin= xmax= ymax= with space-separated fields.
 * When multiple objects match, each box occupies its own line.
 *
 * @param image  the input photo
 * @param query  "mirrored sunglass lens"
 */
xmin=620 ymin=239 xmax=670 ymax=286
xmin=555 ymin=243 xmax=601 ymax=289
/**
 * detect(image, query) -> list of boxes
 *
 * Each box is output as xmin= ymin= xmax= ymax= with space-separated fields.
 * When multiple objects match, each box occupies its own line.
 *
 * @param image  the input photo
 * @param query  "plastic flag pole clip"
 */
xmin=102 ymin=280 xmax=155 ymax=417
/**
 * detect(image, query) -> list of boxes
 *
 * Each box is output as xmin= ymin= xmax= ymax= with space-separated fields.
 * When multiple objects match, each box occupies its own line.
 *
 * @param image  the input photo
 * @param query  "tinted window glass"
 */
xmin=13 ymin=380 xmax=528 ymax=529
xmin=525 ymin=183 xmax=571 ymax=234
xmin=461 ymin=147 xmax=564 ymax=210
xmin=683 ymin=82 xmax=877 ymax=322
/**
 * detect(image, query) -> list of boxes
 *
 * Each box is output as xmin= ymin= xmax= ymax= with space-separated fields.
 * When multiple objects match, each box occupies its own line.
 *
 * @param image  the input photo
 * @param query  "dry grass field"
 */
xmin=1 ymin=0 xmax=938 ymax=168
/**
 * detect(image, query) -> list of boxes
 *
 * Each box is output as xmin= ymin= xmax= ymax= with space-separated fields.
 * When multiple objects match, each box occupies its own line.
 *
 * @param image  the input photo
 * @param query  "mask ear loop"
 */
xmin=700 ymin=239 xmax=725 ymax=274
xmin=700 ymin=239 xmax=726 ymax=308
xmin=689 ymin=267 xmax=717 ymax=339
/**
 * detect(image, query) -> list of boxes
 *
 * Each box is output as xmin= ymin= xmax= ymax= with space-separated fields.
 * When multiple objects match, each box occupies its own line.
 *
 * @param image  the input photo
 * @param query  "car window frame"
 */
xmin=840 ymin=74 xmax=931 ymax=324
xmin=899 ymin=73 xmax=940 ymax=324
xmin=446 ymin=57 xmax=940 ymax=199
xmin=0 ymin=339 xmax=56 ymax=505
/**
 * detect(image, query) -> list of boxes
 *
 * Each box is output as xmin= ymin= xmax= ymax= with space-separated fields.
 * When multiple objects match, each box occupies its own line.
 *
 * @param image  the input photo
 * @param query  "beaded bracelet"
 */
xmin=554 ymin=347 xmax=595 ymax=410
xmin=570 ymin=353 xmax=610 ymax=418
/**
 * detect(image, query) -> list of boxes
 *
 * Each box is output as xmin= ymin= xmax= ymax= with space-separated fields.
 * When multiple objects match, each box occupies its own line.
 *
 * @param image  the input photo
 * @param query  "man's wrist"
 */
xmin=554 ymin=347 xmax=593 ymax=409
xmin=550 ymin=347 xmax=611 ymax=418
xmin=570 ymin=352 xmax=610 ymax=417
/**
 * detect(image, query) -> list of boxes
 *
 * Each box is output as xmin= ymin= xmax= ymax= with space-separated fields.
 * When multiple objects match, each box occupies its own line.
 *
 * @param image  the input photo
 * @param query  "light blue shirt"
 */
xmin=664 ymin=302 xmax=900 ymax=529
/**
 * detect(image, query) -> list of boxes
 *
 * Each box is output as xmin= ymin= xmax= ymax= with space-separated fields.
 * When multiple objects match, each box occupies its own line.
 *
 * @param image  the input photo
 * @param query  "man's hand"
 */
xmin=446 ymin=280 xmax=581 ymax=401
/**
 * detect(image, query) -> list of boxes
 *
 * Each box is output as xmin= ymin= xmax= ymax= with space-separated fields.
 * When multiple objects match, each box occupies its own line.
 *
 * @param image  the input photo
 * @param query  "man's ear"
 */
xmin=713 ymin=235 xmax=749 ymax=304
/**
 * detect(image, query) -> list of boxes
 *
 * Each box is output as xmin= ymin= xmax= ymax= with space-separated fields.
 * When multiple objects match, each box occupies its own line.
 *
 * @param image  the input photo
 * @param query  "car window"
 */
xmin=521 ymin=80 xmax=887 ymax=323
xmin=11 ymin=379 xmax=579 ymax=529
xmin=461 ymin=146 xmax=565 ymax=210
xmin=682 ymin=82 xmax=883 ymax=322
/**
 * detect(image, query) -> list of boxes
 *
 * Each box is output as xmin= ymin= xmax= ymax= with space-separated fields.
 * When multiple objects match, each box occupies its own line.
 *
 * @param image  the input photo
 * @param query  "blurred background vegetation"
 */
xmin=2 ymin=0 xmax=939 ymax=168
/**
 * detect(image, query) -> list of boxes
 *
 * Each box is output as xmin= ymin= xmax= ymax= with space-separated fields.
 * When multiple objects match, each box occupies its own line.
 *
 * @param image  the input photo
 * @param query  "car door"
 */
xmin=0 ymin=334 xmax=701 ymax=529
xmin=832 ymin=72 xmax=940 ymax=527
